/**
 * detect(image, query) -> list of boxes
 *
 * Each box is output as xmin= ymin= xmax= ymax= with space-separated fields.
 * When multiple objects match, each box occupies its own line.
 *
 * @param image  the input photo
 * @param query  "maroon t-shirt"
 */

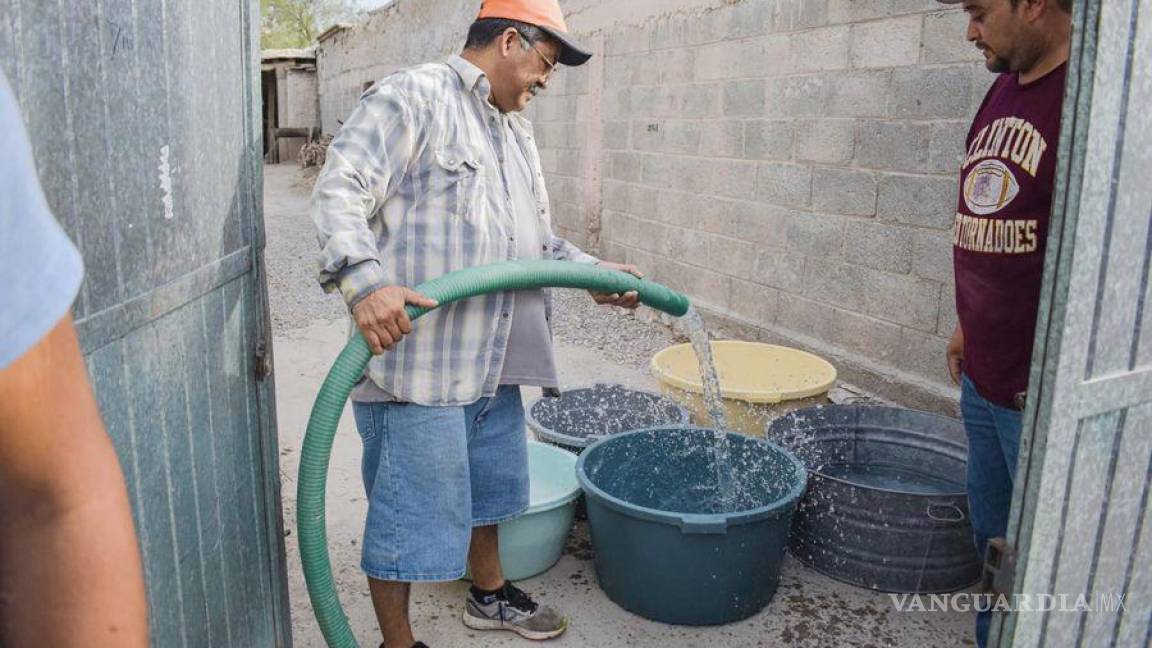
xmin=953 ymin=64 xmax=1066 ymax=408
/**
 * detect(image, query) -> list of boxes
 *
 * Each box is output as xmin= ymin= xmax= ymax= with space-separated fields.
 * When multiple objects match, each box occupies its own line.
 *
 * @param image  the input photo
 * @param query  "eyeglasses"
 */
xmin=517 ymin=31 xmax=559 ymax=78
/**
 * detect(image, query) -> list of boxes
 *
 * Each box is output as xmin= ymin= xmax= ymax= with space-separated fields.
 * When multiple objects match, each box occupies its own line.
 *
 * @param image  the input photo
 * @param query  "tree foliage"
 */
xmin=261 ymin=0 xmax=359 ymax=49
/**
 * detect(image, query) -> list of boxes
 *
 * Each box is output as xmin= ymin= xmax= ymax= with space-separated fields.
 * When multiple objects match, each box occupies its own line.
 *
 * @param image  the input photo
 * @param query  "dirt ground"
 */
xmin=264 ymin=163 xmax=975 ymax=647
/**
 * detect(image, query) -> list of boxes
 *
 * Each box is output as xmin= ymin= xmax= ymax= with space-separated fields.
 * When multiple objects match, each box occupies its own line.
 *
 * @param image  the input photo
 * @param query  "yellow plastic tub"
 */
xmin=650 ymin=341 xmax=837 ymax=436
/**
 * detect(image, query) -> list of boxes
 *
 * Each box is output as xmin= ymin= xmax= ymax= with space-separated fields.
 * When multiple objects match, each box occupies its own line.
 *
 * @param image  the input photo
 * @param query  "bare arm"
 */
xmin=947 ymin=323 xmax=964 ymax=386
xmin=0 ymin=313 xmax=148 ymax=646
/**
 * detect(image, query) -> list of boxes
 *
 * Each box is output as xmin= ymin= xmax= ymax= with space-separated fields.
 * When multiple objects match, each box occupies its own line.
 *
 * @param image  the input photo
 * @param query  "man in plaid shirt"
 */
xmin=311 ymin=1 xmax=642 ymax=645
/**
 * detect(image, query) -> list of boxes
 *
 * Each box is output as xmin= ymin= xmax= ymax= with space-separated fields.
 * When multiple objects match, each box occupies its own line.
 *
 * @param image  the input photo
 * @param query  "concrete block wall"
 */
xmin=315 ymin=0 xmax=992 ymax=410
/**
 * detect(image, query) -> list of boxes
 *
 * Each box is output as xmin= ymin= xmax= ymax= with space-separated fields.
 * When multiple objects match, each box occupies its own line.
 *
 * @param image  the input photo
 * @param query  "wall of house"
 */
xmin=315 ymin=0 xmax=992 ymax=410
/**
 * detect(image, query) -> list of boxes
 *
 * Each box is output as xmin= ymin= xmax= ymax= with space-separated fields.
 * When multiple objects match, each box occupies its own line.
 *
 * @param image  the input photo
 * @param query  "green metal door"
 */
xmin=992 ymin=0 xmax=1152 ymax=645
xmin=0 ymin=1 xmax=290 ymax=645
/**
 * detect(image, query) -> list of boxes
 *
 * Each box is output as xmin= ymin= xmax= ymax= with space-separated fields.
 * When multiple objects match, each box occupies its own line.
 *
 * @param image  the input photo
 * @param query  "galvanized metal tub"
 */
xmin=526 ymin=383 xmax=690 ymax=454
xmin=766 ymin=405 xmax=982 ymax=593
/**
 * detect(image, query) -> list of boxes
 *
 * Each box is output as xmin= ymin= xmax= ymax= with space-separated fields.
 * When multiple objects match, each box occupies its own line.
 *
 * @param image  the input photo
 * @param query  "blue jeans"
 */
xmin=351 ymin=385 xmax=530 ymax=582
xmin=960 ymin=375 xmax=1022 ymax=648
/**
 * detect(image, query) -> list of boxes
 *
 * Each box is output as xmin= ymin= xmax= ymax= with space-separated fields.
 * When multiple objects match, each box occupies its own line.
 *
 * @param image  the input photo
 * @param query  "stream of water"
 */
xmin=678 ymin=308 xmax=737 ymax=509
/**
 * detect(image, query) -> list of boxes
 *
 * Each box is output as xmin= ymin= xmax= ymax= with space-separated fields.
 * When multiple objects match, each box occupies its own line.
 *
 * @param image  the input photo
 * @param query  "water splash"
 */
xmin=678 ymin=307 xmax=736 ymax=507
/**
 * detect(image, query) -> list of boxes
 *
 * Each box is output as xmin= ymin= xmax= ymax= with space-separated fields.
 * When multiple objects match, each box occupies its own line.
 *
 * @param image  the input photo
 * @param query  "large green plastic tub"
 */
xmin=494 ymin=441 xmax=581 ymax=581
xmin=576 ymin=427 xmax=807 ymax=625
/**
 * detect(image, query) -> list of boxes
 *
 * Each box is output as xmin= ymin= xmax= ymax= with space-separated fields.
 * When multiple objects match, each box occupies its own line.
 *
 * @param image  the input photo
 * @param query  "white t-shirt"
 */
xmin=0 ymin=73 xmax=84 ymax=369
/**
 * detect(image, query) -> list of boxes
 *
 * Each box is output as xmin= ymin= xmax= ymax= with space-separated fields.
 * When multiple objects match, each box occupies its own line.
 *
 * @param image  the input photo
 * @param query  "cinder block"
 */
xmin=831 ymin=309 xmax=903 ymax=361
xmin=695 ymin=39 xmax=760 ymax=81
xmin=604 ymin=120 xmax=630 ymax=151
xmin=890 ymin=0 xmax=937 ymax=15
xmin=752 ymin=248 xmax=806 ymax=292
xmin=631 ymin=120 xmax=701 ymax=155
xmin=681 ymin=83 xmax=723 ymax=118
xmin=860 ymin=270 xmax=941 ymax=331
xmin=794 ymin=118 xmax=855 ymax=164
xmin=827 ymin=0 xmax=888 ymax=23
xmin=600 ymin=210 xmax=638 ymax=248
xmin=556 ymin=149 xmax=585 ymax=176
xmin=662 ymin=225 xmax=709 ymax=260
xmin=767 ymin=0 xmax=830 ymax=32
xmin=826 ymin=70 xmax=890 ymax=117
xmin=896 ymin=327 xmax=953 ymax=386
xmin=728 ymin=202 xmax=792 ymax=247
xmin=607 ymin=88 xmax=632 ymax=118
xmin=659 ymin=49 xmax=697 ymax=84
xmin=606 ymin=27 xmax=649 ymax=56
xmin=922 ymin=10 xmax=982 ymax=64
xmin=725 ymin=0 xmax=771 ymax=39
xmin=723 ymin=79 xmax=768 ymax=116
xmin=927 ymin=121 xmax=968 ymax=174
xmin=628 ymin=184 xmax=661 ymax=220
xmin=765 ymin=75 xmax=828 ymax=117
xmin=757 ymin=163 xmax=813 ymax=208
xmin=624 ymin=247 xmax=660 ymax=277
xmin=729 ymin=279 xmax=781 ymax=326
xmin=630 ymin=86 xmax=681 ymax=118
xmin=912 ymin=229 xmax=955 ymax=284
xmin=888 ymin=66 xmax=973 ymax=119
xmin=665 ymin=260 xmax=733 ymax=310
xmin=609 ymin=152 xmax=643 ymax=183
xmin=969 ymin=62 xmax=997 ymax=115
xmin=707 ymin=234 xmax=759 ymax=278
xmin=602 ymin=180 xmax=633 ymax=213
xmin=791 ymin=26 xmax=850 ymax=73
xmin=876 ymin=173 xmax=958 ymax=229
xmin=700 ymin=120 xmax=746 ymax=158
xmin=802 ymin=261 xmax=866 ymax=311
xmin=744 ymin=120 xmax=795 ymax=160
xmin=539 ymin=148 xmax=559 ymax=174
xmin=651 ymin=18 xmax=689 ymax=50
xmin=698 ymin=158 xmax=760 ymax=198
xmin=844 ymin=220 xmax=913 ymax=273
xmin=657 ymin=189 xmax=732 ymax=232
xmin=938 ymin=281 xmax=959 ymax=337
xmin=777 ymin=292 xmax=835 ymax=340
xmin=563 ymin=64 xmax=591 ymax=95
xmin=788 ymin=212 xmax=845 ymax=258
xmin=849 ymin=16 xmax=922 ymax=69
xmin=604 ymin=54 xmax=656 ymax=89
xmin=687 ymin=10 xmax=726 ymax=45
xmin=812 ymin=167 xmax=877 ymax=216
xmin=854 ymin=120 xmax=930 ymax=171
xmin=554 ymin=202 xmax=585 ymax=234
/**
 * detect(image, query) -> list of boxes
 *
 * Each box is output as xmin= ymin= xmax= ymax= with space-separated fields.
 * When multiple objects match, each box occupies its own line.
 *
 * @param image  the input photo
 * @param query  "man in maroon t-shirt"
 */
xmin=938 ymin=0 xmax=1071 ymax=645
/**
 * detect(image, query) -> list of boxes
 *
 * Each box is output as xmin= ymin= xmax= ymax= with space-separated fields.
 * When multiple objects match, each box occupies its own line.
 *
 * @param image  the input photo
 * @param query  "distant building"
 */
xmin=261 ymin=48 xmax=319 ymax=163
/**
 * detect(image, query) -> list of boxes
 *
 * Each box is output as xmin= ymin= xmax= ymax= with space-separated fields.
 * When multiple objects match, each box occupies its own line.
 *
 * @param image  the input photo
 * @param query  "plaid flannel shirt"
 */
xmin=311 ymin=55 xmax=597 ymax=405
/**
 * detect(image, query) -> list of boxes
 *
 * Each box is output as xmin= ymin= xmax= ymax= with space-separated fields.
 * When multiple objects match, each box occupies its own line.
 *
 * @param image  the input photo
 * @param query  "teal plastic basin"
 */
xmin=486 ymin=441 xmax=581 ymax=581
xmin=577 ymin=427 xmax=807 ymax=625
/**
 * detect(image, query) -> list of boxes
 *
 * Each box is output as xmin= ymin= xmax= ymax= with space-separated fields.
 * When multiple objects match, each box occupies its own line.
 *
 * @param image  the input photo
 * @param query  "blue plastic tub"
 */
xmin=576 ymin=427 xmax=807 ymax=625
xmin=489 ymin=441 xmax=581 ymax=581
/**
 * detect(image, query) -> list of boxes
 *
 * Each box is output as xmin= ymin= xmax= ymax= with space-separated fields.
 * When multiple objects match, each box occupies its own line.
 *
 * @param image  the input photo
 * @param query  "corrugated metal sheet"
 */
xmin=994 ymin=0 xmax=1152 ymax=645
xmin=1 ymin=1 xmax=290 ymax=645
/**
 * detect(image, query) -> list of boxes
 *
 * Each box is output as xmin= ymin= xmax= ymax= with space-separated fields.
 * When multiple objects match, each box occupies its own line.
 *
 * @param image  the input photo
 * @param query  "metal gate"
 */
xmin=992 ymin=0 xmax=1152 ymax=645
xmin=1 ymin=1 xmax=290 ymax=645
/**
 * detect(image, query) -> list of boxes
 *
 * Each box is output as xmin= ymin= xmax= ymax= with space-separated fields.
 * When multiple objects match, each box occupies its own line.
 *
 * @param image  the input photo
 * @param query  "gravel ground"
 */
xmin=263 ymin=162 xmax=683 ymax=370
xmin=263 ymin=164 xmax=347 ymax=332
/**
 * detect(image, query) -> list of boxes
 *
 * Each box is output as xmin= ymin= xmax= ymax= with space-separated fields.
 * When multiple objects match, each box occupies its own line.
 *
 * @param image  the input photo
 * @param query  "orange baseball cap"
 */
xmin=477 ymin=0 xmax=592 ymax=67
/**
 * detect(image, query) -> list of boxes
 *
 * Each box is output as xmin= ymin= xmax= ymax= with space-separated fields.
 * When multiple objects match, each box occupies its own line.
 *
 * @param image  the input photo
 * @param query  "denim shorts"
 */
xmin=351 ymin=385 xmax=530 ymax=582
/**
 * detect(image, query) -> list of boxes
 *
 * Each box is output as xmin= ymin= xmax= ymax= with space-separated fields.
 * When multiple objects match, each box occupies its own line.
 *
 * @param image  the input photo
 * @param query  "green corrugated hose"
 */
xmin=297 ymin=260 xmax=690 ymax=647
